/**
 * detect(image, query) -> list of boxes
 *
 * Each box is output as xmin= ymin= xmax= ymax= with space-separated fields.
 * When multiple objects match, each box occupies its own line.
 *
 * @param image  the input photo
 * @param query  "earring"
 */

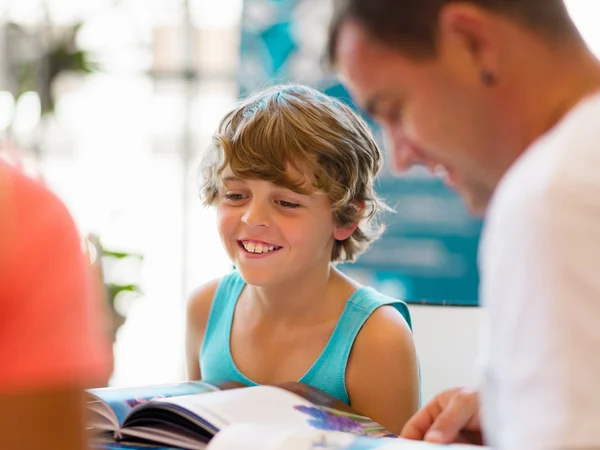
xmin=481 ymin=70 xmax=497 ymax=87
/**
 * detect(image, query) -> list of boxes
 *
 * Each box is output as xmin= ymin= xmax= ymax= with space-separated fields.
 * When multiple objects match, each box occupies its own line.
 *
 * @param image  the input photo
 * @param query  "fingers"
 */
xmin=400 ymin=393 xmax=444 ymax=440
xmin=424 ymin=389 xmax=479 ymax=444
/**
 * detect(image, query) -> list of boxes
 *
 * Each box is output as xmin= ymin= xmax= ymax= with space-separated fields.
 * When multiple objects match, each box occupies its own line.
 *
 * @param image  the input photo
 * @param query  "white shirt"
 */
xmin=479 ymin=92 xmax=600 ymax=449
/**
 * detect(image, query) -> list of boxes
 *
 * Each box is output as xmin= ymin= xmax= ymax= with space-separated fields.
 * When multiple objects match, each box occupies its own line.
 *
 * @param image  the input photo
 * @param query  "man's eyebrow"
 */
xmin=364 ymin=92 xmax=385 ymax=117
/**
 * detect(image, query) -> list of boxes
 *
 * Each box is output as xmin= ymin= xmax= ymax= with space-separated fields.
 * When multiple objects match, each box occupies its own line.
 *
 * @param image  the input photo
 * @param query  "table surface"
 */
xmin=96 ymin=444 xmax=177 ymax=450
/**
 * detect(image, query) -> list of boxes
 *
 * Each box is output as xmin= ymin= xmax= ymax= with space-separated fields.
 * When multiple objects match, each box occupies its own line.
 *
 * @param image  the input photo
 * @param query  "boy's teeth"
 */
xmin=242 ymin=241 xmax=277 ymax=253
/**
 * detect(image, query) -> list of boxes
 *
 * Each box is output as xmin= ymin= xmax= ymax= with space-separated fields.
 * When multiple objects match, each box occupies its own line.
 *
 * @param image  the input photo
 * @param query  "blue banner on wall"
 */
xmin=239 ymin=0 xmax=481 ymax=305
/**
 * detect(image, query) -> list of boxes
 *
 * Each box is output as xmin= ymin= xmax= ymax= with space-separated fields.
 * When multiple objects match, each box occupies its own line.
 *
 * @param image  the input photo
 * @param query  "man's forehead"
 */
xmin=335 ymin=20 xmax=382 ymax=70
xmin=335 ymin=21 xmax=398 ymax=109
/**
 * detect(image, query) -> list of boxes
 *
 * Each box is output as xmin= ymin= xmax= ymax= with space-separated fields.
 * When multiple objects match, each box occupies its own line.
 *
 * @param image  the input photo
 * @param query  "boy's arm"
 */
xmin=345 ymin=305 xmax=420 ymax=435
xmin=185 ymin=279 xmax=220 ymax=380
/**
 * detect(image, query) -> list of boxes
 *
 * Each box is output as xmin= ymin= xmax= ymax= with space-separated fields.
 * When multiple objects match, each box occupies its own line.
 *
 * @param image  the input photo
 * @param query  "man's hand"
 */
xmin=401 ymin=387 xmax=483 ymax=445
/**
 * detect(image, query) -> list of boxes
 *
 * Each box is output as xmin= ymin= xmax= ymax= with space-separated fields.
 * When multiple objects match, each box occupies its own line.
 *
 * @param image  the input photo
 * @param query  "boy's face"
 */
xmin=215 ymin=166 xmax=355 ymax=288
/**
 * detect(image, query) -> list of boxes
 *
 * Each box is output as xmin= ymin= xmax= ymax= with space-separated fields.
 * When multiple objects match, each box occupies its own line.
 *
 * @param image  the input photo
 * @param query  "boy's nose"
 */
xmin=241 ymin=201 xmax=270 ymax=227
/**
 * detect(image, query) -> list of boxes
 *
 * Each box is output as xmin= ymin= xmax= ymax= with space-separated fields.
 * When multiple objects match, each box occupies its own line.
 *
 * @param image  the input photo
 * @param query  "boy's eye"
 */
xmin=224 ymin=193 xmax=246 ymax=201
xmin=277 ymin=200 xmax=301 ymax=209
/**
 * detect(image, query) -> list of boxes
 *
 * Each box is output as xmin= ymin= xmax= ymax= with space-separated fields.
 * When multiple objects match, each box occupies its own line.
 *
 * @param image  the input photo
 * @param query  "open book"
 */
xmin=87 ymin=380 xmax=396 ymax=449
xmin=87 ymin=380 xmax=485 ymax=450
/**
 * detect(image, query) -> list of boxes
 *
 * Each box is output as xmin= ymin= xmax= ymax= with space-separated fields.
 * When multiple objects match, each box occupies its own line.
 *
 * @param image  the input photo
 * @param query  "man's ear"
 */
xmin=437 ymin=3 xmax=501 ymax=86
xmin=333 ymin=200 xmax=365 ymax=241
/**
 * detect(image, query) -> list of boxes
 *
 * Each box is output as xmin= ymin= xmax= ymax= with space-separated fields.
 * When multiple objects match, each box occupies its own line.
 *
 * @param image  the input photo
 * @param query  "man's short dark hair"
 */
xmin=327 ymin=0 xmax=579 ymax=65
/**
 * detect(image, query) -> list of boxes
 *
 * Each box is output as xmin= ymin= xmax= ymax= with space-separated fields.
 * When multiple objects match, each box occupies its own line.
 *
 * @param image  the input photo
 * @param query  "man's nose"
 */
xmin=385 ymin=126 xmax=423 ymax=173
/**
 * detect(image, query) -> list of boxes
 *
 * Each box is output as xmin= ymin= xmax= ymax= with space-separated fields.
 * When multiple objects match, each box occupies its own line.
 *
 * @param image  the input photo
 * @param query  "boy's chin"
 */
xmin=236 ymin=268 xmax=280 ymax=288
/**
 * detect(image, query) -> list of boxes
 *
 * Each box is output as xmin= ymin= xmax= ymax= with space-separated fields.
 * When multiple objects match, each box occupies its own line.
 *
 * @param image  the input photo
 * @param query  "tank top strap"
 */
xmin=200 ymin=271 xmax=247 ymax=380
xmin=300 ymin=287 xmax=412 ymax=405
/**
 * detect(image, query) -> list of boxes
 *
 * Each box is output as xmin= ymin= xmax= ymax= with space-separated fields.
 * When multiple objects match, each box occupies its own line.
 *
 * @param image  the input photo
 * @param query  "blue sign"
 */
xmin=239 ymin=0 xmax=481 ymax=305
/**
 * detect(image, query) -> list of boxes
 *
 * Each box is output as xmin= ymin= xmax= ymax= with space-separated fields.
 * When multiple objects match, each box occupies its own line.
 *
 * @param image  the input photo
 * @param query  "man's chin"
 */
xmin=461 ymin=192 xmax=489 ymax=217
xmin=444 ymin=175 xmax=491 ymax=217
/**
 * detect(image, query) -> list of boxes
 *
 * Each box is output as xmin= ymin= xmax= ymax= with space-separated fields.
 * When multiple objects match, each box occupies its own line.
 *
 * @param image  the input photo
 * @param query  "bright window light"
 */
xmin=12 ymin=91 xmax=41 ymax=134
xmin=565 ymin=0 xmax=600 ymax=58
xmin=0 ymin=91 xmax=15 ymax=131
xmin=191 ymin=0 xmax=243 ymax=29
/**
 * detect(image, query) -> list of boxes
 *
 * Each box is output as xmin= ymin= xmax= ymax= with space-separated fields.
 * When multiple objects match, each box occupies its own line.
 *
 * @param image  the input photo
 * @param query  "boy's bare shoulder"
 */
xmin=186 ymin=278 xmax=222 ymax=330
xmin=353 ymin=304 xmax=414 ymax=359
xmin=345 ymin=303 xmax=419 ymax=432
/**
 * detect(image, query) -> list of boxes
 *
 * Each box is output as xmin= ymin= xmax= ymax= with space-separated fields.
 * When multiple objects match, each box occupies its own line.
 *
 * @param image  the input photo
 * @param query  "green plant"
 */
xmin=10 ymin=21 xmax=98 ymax=114
xmin=86 ymin=234 xmax=144 ymax=343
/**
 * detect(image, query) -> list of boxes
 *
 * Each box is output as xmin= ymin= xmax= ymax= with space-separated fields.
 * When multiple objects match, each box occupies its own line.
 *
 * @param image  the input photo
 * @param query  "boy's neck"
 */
xmin=245 ymin=266 xmax=356 ymax=325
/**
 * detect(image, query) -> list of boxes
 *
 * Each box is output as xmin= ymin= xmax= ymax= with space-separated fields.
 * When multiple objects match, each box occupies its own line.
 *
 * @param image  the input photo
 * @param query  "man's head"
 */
xmin=199 ymin=84 xmax=389 ymax=263
xmin=328 ymin=0 xmax=584 ymax=214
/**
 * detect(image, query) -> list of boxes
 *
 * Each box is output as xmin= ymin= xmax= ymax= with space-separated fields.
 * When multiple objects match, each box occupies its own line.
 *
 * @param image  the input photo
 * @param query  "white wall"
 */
xmin=410 ymin=305 xmax=482 ymax=403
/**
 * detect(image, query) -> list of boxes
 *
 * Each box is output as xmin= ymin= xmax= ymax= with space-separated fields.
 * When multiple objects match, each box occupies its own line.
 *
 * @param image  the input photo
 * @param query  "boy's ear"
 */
xmin=333 ymin=200 xmax=365 ymax=241
xmin=333 ymin=223 xmax=358 ymax=241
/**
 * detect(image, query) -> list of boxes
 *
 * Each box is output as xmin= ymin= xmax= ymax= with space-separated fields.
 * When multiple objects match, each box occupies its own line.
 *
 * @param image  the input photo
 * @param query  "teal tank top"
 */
xmin=200 ymin=271 xmax=413 ymax=405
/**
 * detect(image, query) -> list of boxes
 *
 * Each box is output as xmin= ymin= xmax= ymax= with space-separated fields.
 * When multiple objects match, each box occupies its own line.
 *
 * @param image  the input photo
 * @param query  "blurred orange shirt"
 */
xmin=0 ymin=161 xmax=111 ymax=392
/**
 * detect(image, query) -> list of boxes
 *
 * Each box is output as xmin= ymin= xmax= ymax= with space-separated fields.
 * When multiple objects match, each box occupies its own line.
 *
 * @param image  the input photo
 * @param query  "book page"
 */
xmin=277 ymin=382 xmax=394 ymax=437
xmin=152 ymin=385 xmax=402 ymax=438
xmin=152 ymin=385 xmax=319 ymax=432
xmin=207 ymin=424 xmax=489 ymax=450
xmin=87 ymin=381 xmax=219 ymax=427
xmin=119 ymin=384 xmax=400 ymax=449
xmin=121 ymin=425 xmax=208 ymax=449
xmin=86 ymin=398 xmax=120 ymax=431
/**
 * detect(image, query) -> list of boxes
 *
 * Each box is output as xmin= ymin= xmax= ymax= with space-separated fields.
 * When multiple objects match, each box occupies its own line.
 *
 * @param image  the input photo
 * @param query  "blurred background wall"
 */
xmin=0 ymin=0 xmax=598 ymax=402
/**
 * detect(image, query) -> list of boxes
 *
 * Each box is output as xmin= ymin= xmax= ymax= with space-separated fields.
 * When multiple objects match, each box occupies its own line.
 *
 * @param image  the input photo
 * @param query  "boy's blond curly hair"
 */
xmin=199 ymin=84 xmax=390 ymax=263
